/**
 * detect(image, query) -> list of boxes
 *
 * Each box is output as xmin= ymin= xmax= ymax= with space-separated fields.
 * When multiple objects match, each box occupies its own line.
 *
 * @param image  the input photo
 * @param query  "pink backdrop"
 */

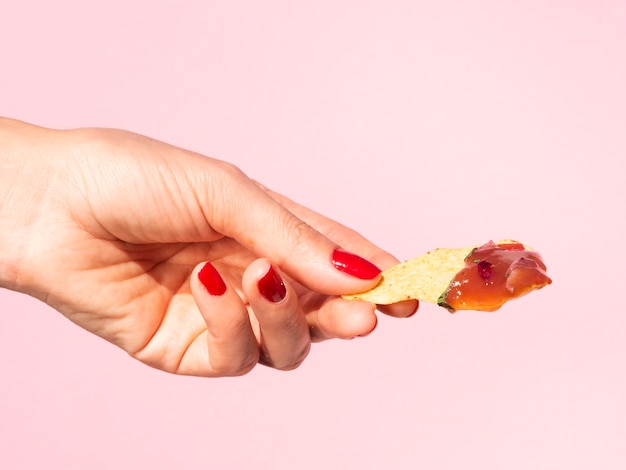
xmin=1 ymin=1 xmax=625 ymax=469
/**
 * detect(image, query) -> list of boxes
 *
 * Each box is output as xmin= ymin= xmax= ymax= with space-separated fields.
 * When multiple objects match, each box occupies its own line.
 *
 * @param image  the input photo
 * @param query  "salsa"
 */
xmin=438 ymin=241 xmax=552 ymax=312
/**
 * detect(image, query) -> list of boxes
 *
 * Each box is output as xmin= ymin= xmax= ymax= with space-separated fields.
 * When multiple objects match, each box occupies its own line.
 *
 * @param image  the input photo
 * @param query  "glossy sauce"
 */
xmin=438 ymin=241 xmax=552 ymax=312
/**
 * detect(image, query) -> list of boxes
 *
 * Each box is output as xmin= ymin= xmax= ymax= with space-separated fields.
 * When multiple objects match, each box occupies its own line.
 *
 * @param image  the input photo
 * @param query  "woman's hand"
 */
xmin=0 ymin=118 xmax=417 ymax=376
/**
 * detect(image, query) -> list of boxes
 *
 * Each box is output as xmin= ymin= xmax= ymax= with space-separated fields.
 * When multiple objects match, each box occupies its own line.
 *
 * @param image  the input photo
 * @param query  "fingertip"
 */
xmin=196 ymin=261 xmax=227 ymax=296
xmin=257 ymin=264 xmax=287 ymax=304
xmin=314 ymin=298 xmax=378 ymax=340
xmin=344 ymin=301 xmax=378 ymax=339
xmin=331 ymin=248 xmax=382 ymax=280
xmin=241 ymin=258 xmax=285 ymax=301
xmin=189 ymin=262 xmax=260 ymax=377
xmin=242 ymin=258 xmax=310 ymax=371
xmin=355 ymin=306 xmax=378 ymax=338
xmin=377 ymin=299 xmax=419 ymax=318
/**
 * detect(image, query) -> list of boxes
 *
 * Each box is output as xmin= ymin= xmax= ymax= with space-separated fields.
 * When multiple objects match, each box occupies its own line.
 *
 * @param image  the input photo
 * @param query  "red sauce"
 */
xmin=438 ymin=241 xmax=552 ymax=312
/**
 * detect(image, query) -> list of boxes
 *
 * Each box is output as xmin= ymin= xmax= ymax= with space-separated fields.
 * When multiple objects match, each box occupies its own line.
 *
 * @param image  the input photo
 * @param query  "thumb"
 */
xmin=202 ymin=162 xmax=382 ymax=296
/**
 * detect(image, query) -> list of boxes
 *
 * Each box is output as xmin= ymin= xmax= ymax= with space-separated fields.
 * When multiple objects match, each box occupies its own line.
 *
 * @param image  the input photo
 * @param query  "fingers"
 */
xmin=306 ymin=297 xmax=379 ymax=342
xmin=377 ymin=300 xmax=420 ymax=318
xmin=190 ymin=260 xmax=311 ymax=375
xmin=190 ymin=262 xmax=259 ymax=377
xmin=255 ymin=184 xmax=420 ymax=318
xmin=197 ymin=162 xmax=383 ymax=296
xmin=241 ymin=259 xmax=311 ymax=371
xmin=256 ymin=183 xmax=400 ymax=269
xmin=302 ymin=299 xmax=418 ymax=343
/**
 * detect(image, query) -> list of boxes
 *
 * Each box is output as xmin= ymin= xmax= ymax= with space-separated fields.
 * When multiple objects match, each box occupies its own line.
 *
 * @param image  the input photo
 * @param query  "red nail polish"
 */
xmin=258 ymin=265 xmax=286 ymax=303
xmin=331 ymin=248 xmax=381 ymax=280
xmin=198 ymin=262 xmax=227 ymax=296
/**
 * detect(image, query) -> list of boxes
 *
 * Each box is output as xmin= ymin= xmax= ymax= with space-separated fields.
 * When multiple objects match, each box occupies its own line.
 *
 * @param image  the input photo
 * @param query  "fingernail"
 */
xmin=331 ymin=248 xmax=381 ymax=280
xmin=198 ymin=262 xmax=227 ymax=296
xmin=406 ymin=300 xmax=420 ymax=318
xmin=258 ymin=265 xmax=286 ymax=303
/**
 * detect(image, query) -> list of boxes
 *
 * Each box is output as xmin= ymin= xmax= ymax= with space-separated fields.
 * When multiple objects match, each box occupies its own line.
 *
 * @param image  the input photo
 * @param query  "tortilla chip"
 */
xmin=344 ymin=240 xmax=525 ymax=305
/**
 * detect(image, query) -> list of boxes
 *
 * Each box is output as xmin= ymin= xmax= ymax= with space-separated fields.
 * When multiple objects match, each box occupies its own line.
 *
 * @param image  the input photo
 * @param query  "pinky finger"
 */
xmin=306 ymin=297 xmax=378 ymax=342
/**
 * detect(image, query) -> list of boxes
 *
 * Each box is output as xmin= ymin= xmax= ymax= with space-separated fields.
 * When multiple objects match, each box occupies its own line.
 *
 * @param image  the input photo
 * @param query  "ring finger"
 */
xmin=191 ymin=261 xmax=260 ymax=376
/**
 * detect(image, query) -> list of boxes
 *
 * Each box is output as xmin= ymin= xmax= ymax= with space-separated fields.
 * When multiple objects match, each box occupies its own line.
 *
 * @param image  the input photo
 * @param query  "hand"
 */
xmin=0 ymin=118 xmax=417 ymax=376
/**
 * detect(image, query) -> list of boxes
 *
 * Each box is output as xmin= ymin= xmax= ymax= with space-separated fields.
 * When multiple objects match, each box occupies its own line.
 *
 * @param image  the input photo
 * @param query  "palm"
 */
xmin=36 ymin=190 xmax=328 ymax=374
xmin=44 ymin=223 xmax=342 ymax=375
xmin=43 ymin=226 xmax=275 ymax=371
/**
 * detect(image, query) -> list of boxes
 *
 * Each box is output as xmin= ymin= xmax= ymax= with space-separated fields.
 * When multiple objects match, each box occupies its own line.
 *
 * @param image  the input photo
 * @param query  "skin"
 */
xmin=0 ymin=117 xmax=417 ymax=377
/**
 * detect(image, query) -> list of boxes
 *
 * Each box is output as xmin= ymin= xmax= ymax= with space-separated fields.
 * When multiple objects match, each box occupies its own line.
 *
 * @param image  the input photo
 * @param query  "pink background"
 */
xmin=1 ymin=1 xmax=625 ymax=469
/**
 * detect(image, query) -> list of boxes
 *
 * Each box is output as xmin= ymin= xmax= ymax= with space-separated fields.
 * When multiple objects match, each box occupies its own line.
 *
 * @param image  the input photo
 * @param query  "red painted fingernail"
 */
xmin=406 ymin=300 xmax=420 ymax=317
xmin=331 ymin=248 xmax=381 ymax=280
xmin=258 ymin=265 xmax=286 ymax=303
xmin=198 ymin=262 xmax=227 ymax=296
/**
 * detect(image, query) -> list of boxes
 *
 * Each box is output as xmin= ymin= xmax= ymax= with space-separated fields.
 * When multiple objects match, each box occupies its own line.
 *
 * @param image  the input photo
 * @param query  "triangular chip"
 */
xmin=344 ymin=240 xmax=551 ymax=312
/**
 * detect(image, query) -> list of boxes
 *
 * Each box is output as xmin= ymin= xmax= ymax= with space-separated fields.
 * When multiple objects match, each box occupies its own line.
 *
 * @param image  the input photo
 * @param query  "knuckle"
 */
xmin=281 ymin=217 xmax=319 ymax=259
xmin=228 ymin=360 xmax=258 ymax=377
xmin=275 ymin=343 xmax=311 ymax=372
xmin=209 ymin=352 xmax=259 ymax=377
xmin=212 ymin=160 xmax=247 ymax=184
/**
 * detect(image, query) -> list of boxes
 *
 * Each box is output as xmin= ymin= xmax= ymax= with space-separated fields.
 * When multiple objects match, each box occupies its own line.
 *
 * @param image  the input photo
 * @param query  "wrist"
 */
xmin=0 ymin=118 xmax=54 ymax=293
xmin=0 ymin=173 xmax=25 ymax=292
